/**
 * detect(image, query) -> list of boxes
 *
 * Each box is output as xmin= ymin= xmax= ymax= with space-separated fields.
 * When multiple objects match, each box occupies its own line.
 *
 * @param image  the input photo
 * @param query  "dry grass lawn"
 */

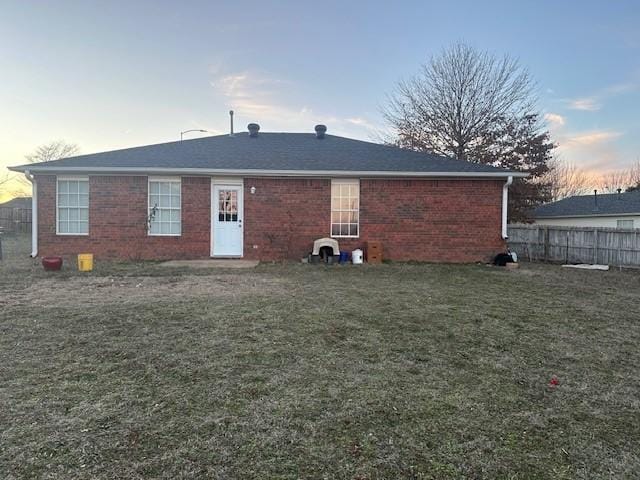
xmin=1 ymin=234 xmax=639 ymax=479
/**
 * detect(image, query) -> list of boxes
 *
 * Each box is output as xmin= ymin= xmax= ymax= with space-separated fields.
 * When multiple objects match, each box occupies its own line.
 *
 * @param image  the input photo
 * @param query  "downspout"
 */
xmin=24 ymin=169 xmax=38 ymax=257
xmin=501 ymin=175 xmax=513 ymax=240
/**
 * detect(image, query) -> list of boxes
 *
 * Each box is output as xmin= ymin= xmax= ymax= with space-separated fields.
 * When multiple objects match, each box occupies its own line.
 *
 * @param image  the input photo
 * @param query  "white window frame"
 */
xmin=148 ymin=176 xmax=182 ymax=237
xmin=617 ymin=219 xmax=634 ymax=229
xmin=56 ymin=176 xmax=89 ymax=236
xmin=330 ymin=179 xmax=360 ymax=238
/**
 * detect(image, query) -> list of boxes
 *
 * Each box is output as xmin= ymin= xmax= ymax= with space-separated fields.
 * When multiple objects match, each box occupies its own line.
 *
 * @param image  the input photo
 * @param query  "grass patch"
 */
xmin=1 ymin=234 xmax=639 ymax=478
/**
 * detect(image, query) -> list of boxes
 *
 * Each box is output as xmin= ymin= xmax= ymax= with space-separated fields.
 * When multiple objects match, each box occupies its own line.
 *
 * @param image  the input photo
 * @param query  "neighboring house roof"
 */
xmin=535 ymin=190 xmax=640 ymax=218
xmin=0 ymin=197 xmax=31 ymax=209
xmin=9 ymin=131 xmax=524 ymax=178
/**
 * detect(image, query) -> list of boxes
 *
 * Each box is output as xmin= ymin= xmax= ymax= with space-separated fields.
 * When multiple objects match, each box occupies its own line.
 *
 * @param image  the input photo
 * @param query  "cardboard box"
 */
xmin=366 ymin=241 xmax=383 ymax=263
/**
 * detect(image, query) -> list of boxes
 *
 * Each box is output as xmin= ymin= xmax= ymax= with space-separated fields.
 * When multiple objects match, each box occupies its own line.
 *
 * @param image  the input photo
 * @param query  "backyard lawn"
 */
xmin=1 ymin=234 xmax=639 ymax=479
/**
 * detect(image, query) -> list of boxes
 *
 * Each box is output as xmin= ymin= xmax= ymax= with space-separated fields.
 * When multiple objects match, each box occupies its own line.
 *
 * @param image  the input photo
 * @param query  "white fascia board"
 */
xmin=9 ymin=165 xmax=528 ymax=178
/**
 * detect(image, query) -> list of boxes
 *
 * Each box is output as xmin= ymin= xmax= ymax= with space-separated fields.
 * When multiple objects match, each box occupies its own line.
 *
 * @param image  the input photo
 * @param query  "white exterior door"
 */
xmin=212 ymin=183 xmax=244 ymax=257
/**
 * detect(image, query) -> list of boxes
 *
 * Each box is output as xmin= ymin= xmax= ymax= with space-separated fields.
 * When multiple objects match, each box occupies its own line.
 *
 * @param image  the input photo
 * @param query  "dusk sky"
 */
xmin=1 ymin=0 xmax=639 ymax=199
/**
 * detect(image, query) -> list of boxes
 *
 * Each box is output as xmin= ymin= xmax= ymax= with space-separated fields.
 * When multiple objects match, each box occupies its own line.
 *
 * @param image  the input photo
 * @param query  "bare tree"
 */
xmin=1 ymin=141 xmax=80 ymax=201
xmin=599 ymin=169 xmax=634 ymax=193
xmin=0 ymin=171 xmax=26 ymax=199
xmin=0 ymin=171 xmax=14 ymax=188
xmin=0 ymin=172 xmax=14 ymax=201
xmin=384 ymin=43 xmax=554 ymax=221
xmin=14 ymin=140 xmax=80 ymax=191
xmin=384 ymin=43 xmax=534 ymax=160
xmin=627 ymin=159 xmax=640 ymax=191
xmin=25 ymin=140 xmax=79 ymax=163
xmin=543 ymin=157 xmax=593 ymax=200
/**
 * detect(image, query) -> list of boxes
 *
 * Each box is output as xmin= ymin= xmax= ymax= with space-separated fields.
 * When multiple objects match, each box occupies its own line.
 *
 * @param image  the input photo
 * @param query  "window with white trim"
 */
xmin=617 ymin=219 xmax=634 ymax=229
xmin=57 ymin=177 xmax=89 ymax=234
xmin=148 ymin=177 xmax=181 ymax=235
xmin=331 ymin=179 xmax=359 ymax=237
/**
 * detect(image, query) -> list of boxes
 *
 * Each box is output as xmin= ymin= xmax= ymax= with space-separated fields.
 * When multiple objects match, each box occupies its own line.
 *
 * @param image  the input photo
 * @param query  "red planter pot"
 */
xmin=42 ymin=256 xmax=63 ymax=271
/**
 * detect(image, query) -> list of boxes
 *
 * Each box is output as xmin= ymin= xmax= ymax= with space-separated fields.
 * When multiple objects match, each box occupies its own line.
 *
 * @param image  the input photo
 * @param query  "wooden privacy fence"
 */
xmin=0 ymin=207 xmax=32 ymax=233
xmin=507 ymin=224 xmax=640 ymax=268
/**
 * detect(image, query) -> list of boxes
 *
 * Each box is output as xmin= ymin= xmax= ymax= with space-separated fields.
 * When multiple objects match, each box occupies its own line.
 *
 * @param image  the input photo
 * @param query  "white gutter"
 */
xmin=24 ymin=169 xmax=37 ymax=257
xmin=536 ymin=212 xmax=640 ymax=219
xmin=502 ymin=175 xmax=513 ymax=239
xmin=8 ymin=165 xmax=528 ymax=179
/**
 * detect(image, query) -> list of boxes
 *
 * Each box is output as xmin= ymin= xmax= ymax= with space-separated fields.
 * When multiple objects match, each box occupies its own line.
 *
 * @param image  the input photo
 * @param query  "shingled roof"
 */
xmin=535 ymin=190 xmax=640 ymax=217
xmin=10 ymin=131 xmax=523 ymax=178
xmin=0 ymin=197 xmax=31 ymax=209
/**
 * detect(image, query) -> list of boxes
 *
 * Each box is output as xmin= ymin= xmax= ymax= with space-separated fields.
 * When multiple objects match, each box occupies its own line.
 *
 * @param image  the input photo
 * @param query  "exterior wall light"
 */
xmin=250 ymin=186 xmax=256 ymax=194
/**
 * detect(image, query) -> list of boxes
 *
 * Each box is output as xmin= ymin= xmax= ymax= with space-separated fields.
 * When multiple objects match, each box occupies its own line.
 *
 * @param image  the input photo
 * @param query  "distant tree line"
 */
xmin=543 ymin=158 xmax=640 ymax=200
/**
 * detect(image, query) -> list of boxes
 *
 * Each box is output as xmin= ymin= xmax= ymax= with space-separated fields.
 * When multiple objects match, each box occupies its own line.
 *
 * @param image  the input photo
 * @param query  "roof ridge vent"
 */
xmin=248 ymin=123 xmax=260 ymax=138
xmin=315 ymin=124 xmax=327 ymax=139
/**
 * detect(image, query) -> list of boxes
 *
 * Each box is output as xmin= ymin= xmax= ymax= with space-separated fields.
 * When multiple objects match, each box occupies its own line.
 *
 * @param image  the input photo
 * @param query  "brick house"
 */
xmin=10 ymin=124 xmax=524 ymax=262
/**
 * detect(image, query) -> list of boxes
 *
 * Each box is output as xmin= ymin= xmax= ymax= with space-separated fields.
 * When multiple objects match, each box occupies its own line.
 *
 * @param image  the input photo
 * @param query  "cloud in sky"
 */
xmin=567 ymin=97 xmax=601 ymax=111
xmin=603 ymin=81 xmax=639 ymax=95
xmin=549 ymin=74 xmax=639 ymax=173
xmin=544 ymin=112 xmax=565 ymax=127
xmin=209 ymin=68 xmax=380 ymax=139
xmin=565 ymin=76 xmax=640 ymax=112
xmin=210 ymin=71 xmax=327 ymax=129
xmin=562 ymin=130 xmax=623 ymax=147
xmin=544 ymin=108 xmax=627 ymax=172
xmin=344 ymin=117 xmax=377 ymax=129
xmin=554 ymin=127 xmax=625 ymax=172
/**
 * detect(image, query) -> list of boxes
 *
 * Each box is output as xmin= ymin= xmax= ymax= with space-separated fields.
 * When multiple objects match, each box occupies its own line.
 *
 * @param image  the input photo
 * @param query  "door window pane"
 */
xmin=217 ymin=189 xmax=239 ymax=222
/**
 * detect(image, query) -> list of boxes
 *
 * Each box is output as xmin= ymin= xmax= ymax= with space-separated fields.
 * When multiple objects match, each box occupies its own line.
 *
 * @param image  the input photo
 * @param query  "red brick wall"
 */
xmin=243 ymin=178 xmax=331 ymax=260
xmin=36 ymin=175 xmax=210 ymax=260
xmin=243 ymin=177 xmax=505 ymax=262
xmin=35 ymin=175 xmax=505 ymax=263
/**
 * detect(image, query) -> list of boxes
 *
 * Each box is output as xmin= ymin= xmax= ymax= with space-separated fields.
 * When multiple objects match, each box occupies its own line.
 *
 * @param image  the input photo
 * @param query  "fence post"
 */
xmin=543 ymin=227 xmax=550 ymax=263
xmin=593 ymin=228 xmax=598 ymax=264
xmin=618 ymin=233 xmax=623 ymax=271
xmin=618 ymin=247 xmax=621 ymax=270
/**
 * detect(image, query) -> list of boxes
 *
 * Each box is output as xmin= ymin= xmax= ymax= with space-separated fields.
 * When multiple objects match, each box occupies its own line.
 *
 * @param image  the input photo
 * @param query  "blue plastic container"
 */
xmin=339 ymin=252 xmax=350 ymax=264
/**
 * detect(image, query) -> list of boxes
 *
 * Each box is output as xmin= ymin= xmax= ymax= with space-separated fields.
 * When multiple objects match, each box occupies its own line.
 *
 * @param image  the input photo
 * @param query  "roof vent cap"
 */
xmin=315 ymin=124 xmax=327 ymax=139
xmin=248 ymin=123 xmax=260 ymax=137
